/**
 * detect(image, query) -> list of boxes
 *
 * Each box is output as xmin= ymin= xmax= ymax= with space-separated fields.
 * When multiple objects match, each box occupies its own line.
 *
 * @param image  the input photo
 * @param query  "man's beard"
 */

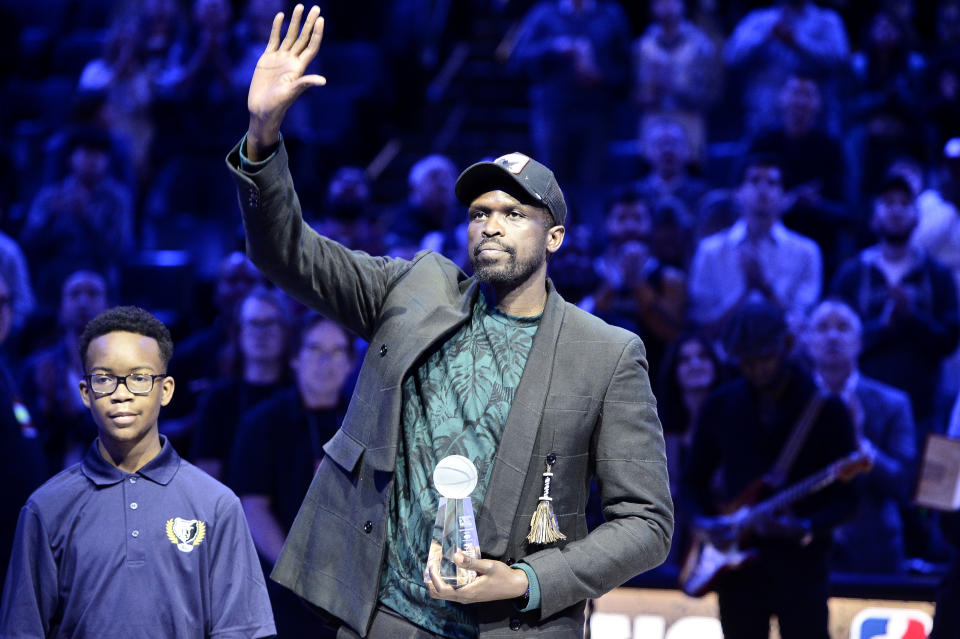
xmin=470 ymin=240 xmax=545 ymax=288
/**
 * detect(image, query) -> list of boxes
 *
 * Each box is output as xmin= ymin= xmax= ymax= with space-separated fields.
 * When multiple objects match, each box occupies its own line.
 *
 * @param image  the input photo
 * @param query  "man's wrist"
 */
xmin=245 ymin=119 xmax=281 ymax=162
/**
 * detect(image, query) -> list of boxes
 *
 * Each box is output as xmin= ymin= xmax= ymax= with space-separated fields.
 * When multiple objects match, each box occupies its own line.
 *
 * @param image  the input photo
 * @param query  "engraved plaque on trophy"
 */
xmin=428 ymin=455 xmax=481 ymax=588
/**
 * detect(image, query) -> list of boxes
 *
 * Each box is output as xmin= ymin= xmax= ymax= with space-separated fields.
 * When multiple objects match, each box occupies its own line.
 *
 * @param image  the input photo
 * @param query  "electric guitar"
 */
xmin=679 ymin=450 xmax=871 ymax=597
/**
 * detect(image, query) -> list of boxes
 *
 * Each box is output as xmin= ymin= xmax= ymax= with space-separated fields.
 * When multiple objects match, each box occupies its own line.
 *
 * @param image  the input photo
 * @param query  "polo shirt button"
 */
xmin=131 ymin=530 xmax=139 ymax=538
xmin=129 ymin=477 xmax=137 ymax=484
xmin=363 ymin=521 xmax=373 ymax=533
xmin=379 ymin=344 xmax=388 ymax=357
xmin=509 ymin=618 xmax=521 ymax=631
xmin=130 ymin=502 xmax=138 ymax=510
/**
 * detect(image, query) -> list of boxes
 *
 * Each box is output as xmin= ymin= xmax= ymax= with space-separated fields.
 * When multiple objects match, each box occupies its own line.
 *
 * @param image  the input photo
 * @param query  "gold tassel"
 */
xmin=526 ymin=455 xmax=566 ymax=545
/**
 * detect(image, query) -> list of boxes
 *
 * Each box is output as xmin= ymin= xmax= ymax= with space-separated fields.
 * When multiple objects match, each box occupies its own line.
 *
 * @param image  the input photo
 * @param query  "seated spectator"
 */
xmin=311 ymin=165 xmax=384 ymax=257
xmin=167 ymin=252 xmax=264 ymax=430
xmin=20 ymin=127 xmax=133 ymax=307
xmin=230 ymin=314 xmax=355 ymax=638
xmin=749 ymin=74 xmax=852 ymax=280
xmin=632 ymin=0 xmax=719 ymax=162
xmin=511 ymin=0 xmax=631 ymax=223
xmin=584 ymin=186 xmax=686 ymax=382
xmin=913 ymin=139 xmax=960 ymax=398
xmin=724 ymin=0 xmax=849 ymax=137
xmin=830 ymin=173 xmax=959 ymax=433
xmin=846 ymin=9 xmax=926 ymax=207
xmin=688 ymin=153 xmax=822 ymax=336
xmin=21 ymin=270 xmax=108 ymax=473
xmin=190 ymin=287 xmax=292 ymax=482
xmin=636 ymin=118 xmax=710 ymax=217
xmin=78 ymin=17 xmax=156 ymax=185
xmin=384 ymin=154 xmax=460 ymax=257
xmin=0 ymin=268 xmax=46 ymax=588
xmin=656 ymin=332 xmax=724 ymax=569
xmin=548 ymin=226 xmax=601 ymax=307
xmin=803 ymin=299 xmax=915 ymax=574
xmin=649 ymin=194 xmax=695 ymax=270
xmin=0 ymin=230 xmax=34 ymax=332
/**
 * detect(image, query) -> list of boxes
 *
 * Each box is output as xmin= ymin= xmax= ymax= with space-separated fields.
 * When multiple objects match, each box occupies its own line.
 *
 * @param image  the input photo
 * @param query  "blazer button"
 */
xmin=379 ymin=344 xmax=388 ymax=357
xmin=509 ymin=618 xmax=521 ymax=631
xmin=363 ymin=521 xmax=374 ymax=533
xmin=506 ymin=557 xmax=516 ymax=565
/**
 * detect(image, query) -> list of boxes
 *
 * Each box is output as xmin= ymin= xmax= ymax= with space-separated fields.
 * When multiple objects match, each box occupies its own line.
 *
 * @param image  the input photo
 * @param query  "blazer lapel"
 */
xmin=477 ymin=280 xmax=565 ymax=556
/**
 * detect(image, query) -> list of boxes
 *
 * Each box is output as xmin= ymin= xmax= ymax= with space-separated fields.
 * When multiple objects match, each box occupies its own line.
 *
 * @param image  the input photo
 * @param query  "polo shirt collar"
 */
xmin=81 ymin=435 xmax=181 ymax=487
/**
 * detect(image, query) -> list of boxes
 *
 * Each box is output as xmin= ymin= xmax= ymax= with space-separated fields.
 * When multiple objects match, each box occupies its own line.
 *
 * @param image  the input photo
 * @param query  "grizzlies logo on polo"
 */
xmin=166 ymin=517 xmax=207 ymax=553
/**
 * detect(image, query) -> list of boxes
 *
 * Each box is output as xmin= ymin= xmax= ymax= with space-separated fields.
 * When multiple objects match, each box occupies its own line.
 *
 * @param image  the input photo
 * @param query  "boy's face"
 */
xmin=79 ymin=331 xmax=174 ymax=449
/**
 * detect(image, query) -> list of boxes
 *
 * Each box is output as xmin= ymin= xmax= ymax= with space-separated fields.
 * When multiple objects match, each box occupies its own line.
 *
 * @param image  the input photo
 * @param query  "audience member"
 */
xmin=830 ymin=173 xmax=959 ymax=432
xmin=750 ymin=74 xmax=851 ymax=280
xmin=636 ymin=118 xmax=711 ymax=217
xmin=384 ymin=154 xmax=460 ymax=255
xmin=846 ymin=10 xmax=927 ymax=206
xmin=20 ymin=127 xmax=133 ymax=307
xmin=78 ymin=17 xmax=157 ymax=184
xmin=190 ymin=287 xmax=292 ymax=481
xmin=656 ymin=332 xmax=724 ymax=569
xmin=724 ymin=0 xmax=849 ymax=136
xmin=0 ymin=269 xmax=45 ymax=589
xmin=803 ymin=299 xmax=915 ymax=574
xmin=682 ymin=300 xmax=859 ymax=639
xmin=231 ymin=314 xmax=355 ymax=638
xmin=165 ymin=252 xmax=263 ymax=437
xmin=931 ymin=397 xmax=960 ymax=637
xmin=511 ymin=0 xmax=631 ymax=221
xmin=21 ymin=270 xmax=108 ymax=473
xmin=632 ymin=0 xmax=720 ymax=160
xmin=584 ymin=186 xmax=686 ymax=382
xmin=0 ymin=306 xmax=275 ymax=638
xmin=0 ymin=231 xmax=34 ymax=330
xmin=688 ymin=154 xmax=822 ymax=335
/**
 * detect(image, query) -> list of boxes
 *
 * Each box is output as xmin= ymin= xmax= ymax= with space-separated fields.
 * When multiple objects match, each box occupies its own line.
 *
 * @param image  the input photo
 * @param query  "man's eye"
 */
xmin=92 ymin=375 xmax=113 ymax=384
xmin=130 ymin=374 xmax=151 ymax=384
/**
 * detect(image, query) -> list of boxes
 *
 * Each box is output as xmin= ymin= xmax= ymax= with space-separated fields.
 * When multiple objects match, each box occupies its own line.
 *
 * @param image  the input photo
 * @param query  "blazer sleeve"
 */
xmin=522 ymin=338 xmax=673 ymax=618
xmin=225 ymin=138 xmax=413 ymax=341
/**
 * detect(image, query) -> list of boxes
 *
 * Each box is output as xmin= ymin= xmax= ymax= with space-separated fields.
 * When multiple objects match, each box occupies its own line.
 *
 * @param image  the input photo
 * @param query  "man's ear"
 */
xmin=78 ymin=379 xmax=92 ymax=409
xmin=546 ymin=225 xmax=565 ymax=255
xmin=160 ymin=376 xmax=176 ymax=407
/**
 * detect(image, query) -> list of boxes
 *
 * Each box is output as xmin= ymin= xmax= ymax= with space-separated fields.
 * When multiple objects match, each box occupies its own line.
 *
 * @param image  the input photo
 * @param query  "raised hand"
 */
xmin=246 ymin=4 xmax=326 ymax=159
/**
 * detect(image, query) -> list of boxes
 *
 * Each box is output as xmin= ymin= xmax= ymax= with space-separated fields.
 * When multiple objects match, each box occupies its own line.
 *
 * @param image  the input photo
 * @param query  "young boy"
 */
xmin=0 ymin=306 xmax=276 ymax=638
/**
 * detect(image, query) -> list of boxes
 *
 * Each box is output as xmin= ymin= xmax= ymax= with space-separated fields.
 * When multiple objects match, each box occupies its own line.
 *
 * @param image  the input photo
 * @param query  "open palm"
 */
xmin=247 ymin=4 xmax=326 ymax=137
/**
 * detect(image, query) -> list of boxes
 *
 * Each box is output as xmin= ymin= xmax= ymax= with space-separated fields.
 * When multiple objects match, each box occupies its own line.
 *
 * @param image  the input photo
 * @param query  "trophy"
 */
xmin=429 ymin=455 xmax=481 ymax=588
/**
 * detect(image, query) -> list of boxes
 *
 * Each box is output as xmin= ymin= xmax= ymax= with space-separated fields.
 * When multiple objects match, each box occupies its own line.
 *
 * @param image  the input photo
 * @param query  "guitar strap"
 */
xmin=764 ymin=392 xmax=825 ymax=490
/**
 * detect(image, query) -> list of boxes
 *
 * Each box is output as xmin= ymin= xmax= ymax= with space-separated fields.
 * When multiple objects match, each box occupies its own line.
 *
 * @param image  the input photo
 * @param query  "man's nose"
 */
xmin=481 ymin=214 xmax=505 ymax=236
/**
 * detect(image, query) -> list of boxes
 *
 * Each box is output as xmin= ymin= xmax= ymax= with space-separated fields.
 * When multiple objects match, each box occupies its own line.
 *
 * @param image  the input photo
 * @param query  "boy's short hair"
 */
xmin=79 ymin=306 xmax=174 ymax=371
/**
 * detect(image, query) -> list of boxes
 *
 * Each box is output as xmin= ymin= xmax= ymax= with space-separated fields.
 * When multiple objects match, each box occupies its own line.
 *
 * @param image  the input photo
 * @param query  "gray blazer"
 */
xmin=226 ymin=141 xmax=673 ymax=638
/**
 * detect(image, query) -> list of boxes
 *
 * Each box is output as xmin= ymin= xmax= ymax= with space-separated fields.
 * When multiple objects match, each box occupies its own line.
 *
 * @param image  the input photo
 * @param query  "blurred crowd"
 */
xmin=2 ymin=0 xmax=960 ymax=631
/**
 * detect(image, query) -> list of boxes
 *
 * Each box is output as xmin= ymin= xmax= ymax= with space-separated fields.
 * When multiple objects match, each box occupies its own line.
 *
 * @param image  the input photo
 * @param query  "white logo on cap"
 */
xmin=495 ymin=153 xmax=531 ymax=175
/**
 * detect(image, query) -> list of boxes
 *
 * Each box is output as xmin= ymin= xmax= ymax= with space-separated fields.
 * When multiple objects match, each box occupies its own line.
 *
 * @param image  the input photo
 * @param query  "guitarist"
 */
xmin=681 ymin=299 xmax=860 ymax=639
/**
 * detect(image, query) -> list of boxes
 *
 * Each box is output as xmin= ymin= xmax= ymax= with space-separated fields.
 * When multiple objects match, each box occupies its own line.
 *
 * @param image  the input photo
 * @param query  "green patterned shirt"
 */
xmin=378 ymin=288 xmax=540 ymax=638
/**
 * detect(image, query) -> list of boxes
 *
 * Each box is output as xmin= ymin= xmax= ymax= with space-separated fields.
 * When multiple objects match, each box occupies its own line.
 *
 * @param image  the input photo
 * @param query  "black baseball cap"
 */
xmin=455 ymin=152 xmax=567 ymax=226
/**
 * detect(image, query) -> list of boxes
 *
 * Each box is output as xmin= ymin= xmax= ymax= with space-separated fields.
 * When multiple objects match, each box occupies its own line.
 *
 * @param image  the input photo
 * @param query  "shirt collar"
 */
xmin=813 ymin=369 xmax=859 ymax=400
xmin=81 ymin=435 xmax=181 ymax=487
xmin=728 ymin=219 xmax=788 ymax=245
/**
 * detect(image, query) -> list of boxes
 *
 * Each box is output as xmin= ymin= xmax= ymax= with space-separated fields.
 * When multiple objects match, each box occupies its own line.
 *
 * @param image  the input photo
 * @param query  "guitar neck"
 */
xmin=752 ymin=460 xmax=845 ymax=518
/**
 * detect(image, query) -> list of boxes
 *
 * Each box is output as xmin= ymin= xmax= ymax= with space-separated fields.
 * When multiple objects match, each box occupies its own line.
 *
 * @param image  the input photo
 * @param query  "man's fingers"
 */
xmin=265 ymin=12 xmax=284 ymax=52
xmin=279 ymin=4 xmax=305 ymax=51
xmin=292 ymin=6 xmax=322 ymax=56
xmin=299 ymin=15 xmax=325 ymax=61
xmin=294 ymin=74 xmax=326 ymax=91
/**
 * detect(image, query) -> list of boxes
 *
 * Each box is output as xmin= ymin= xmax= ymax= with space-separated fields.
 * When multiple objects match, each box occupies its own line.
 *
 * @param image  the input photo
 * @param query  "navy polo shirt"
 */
xmin=0 ymin=436 xmax=276 ymax=639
